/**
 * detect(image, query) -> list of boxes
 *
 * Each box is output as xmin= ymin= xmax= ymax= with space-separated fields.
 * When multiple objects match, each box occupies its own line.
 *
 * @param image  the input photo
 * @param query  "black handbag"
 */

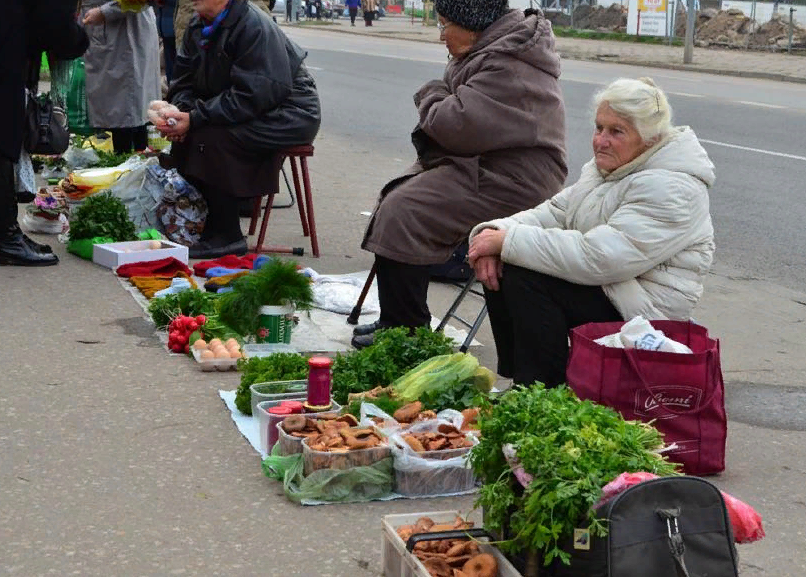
xmin=23 ymin=54 xmax=70 ymax=155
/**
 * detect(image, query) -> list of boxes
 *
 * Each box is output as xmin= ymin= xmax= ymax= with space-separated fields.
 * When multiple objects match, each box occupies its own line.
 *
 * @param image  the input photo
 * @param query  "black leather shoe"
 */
xmin=0 ymin=231 xmax=59 ymax=266
xmin=351 ymin=333 xmax=375 ymax=350
xmin=352 ymin=319 xmax=393 ymax=336
xmin=189 ymin=236 xmax=248 ymax=260
xmin=22 ymin=234 xmax=53 ymax=253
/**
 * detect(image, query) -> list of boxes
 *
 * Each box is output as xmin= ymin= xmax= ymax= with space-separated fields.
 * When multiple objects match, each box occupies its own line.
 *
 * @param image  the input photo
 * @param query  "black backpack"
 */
xmin=546 ymin=476 xmax=739 ymax=577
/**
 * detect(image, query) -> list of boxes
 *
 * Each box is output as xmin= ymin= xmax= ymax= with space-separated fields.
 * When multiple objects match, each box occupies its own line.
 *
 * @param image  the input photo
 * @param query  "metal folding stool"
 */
xmin=435 ymin=273 xmax=488 ymax=353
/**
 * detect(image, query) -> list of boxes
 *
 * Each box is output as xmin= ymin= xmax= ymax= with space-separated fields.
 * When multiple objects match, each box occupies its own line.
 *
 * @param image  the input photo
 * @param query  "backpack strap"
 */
xmin=657 ymin=508 xmax=691 ymax=577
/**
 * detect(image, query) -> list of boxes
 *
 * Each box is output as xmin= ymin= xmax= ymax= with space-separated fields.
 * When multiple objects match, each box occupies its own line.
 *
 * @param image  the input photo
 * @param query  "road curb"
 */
xmin=286 ymin=23 xmax=806 ymax=85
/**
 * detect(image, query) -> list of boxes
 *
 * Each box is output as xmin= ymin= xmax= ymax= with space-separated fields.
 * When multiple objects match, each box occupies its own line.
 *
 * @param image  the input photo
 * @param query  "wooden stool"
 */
xmin=248 ymin=145 xmax=320 ymax=257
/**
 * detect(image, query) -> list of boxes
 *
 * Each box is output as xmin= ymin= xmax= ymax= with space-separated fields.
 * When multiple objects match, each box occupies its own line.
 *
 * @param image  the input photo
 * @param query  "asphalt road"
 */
xmin=286 ymin=27 xmax=806 ymax=290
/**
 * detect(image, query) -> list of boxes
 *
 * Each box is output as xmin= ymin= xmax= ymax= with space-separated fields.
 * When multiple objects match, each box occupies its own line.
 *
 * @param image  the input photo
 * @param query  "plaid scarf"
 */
xmin=198 ymin=0 xmax=234 ymax=49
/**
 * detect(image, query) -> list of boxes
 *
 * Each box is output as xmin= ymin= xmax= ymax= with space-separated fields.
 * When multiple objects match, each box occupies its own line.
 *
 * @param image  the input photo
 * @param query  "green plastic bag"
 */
xmin=66 ymin=58 xmax=92 ymax=137
xmin=67 ymin=229 xmax=163 ymax=261
xmin=262 ymin=450 xmax=395 ymax=505
xmin=67 ymin=236 xmax=115 ymax=260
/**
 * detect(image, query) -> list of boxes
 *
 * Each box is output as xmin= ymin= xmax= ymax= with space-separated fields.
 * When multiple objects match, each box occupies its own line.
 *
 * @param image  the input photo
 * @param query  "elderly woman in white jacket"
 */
xmin=468 ymin=77 xmax=715 ymax=387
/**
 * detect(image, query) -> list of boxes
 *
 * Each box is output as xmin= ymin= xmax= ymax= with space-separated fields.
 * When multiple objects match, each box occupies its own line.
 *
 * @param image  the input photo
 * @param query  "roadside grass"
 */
xmin=553 ymin=26 xmax=684 ymax=46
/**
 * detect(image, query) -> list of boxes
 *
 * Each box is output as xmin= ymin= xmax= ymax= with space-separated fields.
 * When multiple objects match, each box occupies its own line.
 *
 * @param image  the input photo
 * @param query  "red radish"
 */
xmin=195 ymin=315 xmax=206 ymax=325
xmin=189 ymin=321 xmax=199 ymax=332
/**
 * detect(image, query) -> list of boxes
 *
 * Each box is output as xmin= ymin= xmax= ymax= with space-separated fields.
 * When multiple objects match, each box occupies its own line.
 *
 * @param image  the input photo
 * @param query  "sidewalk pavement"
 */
xmin=285 ymin=15 xmax=806 ymax=83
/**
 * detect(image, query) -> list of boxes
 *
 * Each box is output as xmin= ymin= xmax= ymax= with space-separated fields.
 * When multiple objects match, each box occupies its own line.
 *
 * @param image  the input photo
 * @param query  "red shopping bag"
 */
xmin=566 ymin=321 xmax=727 ymax=476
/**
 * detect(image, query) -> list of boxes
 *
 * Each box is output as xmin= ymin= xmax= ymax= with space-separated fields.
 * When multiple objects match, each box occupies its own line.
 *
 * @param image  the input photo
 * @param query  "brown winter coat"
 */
xmin=362 ymin=9 xmax=568 ymax=266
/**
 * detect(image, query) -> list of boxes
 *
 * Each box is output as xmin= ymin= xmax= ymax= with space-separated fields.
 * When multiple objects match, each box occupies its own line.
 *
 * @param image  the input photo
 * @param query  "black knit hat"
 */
xmin=435 ymin=0 xmax=509 ymax=32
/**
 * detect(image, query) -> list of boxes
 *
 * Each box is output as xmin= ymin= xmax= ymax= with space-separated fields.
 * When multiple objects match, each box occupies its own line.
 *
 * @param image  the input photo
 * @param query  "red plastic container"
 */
xmin=267 ymin=405 xmax=293 ymax=449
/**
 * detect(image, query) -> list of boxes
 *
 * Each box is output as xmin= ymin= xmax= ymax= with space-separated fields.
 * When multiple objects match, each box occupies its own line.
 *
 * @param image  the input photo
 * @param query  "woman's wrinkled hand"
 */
xmin=82 ymin=7 xmax=105 ymax=25
xmin=468 ymin=228 xmax=505 ymax=265
xmin=158 ymin=111 xmax=191 ymax=141
xmin=473 ymin=255 xmax=504 ymax=291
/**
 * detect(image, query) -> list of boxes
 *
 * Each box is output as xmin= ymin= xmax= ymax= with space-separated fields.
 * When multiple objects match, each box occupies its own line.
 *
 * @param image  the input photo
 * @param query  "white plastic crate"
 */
xmin=381 ymin=510 xmax=522 ymax=577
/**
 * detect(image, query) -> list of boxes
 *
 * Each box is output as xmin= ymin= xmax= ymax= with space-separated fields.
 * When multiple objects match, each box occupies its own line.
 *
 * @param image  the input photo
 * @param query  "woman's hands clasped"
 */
xmin=469 ymin=228 xmax=506 ymax=291
xmin=159 ymin=111 xmax=191 ymax=142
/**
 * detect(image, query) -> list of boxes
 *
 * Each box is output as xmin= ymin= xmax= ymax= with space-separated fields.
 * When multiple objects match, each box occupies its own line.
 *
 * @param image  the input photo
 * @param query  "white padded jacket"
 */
xmin=470 ymin=126 xmax=716 ymax=320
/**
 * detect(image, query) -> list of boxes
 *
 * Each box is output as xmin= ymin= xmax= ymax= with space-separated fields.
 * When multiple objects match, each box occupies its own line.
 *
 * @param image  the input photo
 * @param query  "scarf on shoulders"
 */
xmin=198 ymin=0 xmax=234 ymax=49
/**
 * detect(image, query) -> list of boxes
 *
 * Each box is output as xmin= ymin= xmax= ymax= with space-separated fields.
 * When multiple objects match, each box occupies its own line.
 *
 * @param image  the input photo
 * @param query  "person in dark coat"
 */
xmin=154 ymin=0 xmax=179 ymax=83
xmin=352 ymin=4 xmax=568 ymax=348
xmin=345 ymin=0 xmax=361 ymax=25
xmin=0 ymin=0 xmax=88 ymax=267
xmin=159 ymin=0 xmax=321 ymax=259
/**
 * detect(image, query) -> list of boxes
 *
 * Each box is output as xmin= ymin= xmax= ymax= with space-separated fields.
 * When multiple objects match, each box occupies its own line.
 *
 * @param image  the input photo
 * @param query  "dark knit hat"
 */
xmin=435 ymin=0 xmax=509 ymax=32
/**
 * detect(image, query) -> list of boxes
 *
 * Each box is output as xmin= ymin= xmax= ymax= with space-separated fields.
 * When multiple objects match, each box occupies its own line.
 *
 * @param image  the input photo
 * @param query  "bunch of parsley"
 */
xmin=68 ymin=192 xmax=136 ymax=242
xmin=470 ymin=384 xmax=679 ymax=566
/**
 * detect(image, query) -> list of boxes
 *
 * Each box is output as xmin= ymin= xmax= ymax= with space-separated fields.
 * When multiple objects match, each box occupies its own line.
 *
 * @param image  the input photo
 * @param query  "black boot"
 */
xmin=188 ymin=236 xmax=247 ymax=260
xmin=0 ymin=227 xmax=58 ymax=266
xmin=352 ymin=319 xmax=393 ymax=336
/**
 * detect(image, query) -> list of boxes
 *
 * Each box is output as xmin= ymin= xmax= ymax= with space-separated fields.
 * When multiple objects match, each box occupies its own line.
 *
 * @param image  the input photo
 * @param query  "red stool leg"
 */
xmin=254 ymin=193 xmax=276 ymax=253
xmin=248 ymin=196 xmax=262 ymax=236
xmin=288 ymin=157 xmax=310 ymax=238
xmin=300 ymin=157 xmax=320 ymax=257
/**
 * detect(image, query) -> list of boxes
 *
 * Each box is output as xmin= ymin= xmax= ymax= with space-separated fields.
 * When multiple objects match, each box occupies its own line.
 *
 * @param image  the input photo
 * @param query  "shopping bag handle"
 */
xmin=624 ymin=348 xmax=722 ymax=417
xmin=406 ymin=528 xmax=492 ymax=552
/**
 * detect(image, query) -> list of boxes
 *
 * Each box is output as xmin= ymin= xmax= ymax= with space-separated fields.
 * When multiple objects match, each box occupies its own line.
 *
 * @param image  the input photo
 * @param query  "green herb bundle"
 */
xmin=471 ymin=385 xmax=679 ymax=566
xmin=235 ymin=353 xmax=310 ymax=415
xmin=68 ymin=192 xmax=136 ymax=242
xmin=331 ymin=327 xmax=455 ymax=405
xmin=219 ymin=259 xmax=314 ymax=337
xmin=148 ymin=290 xmax=221 ymax=328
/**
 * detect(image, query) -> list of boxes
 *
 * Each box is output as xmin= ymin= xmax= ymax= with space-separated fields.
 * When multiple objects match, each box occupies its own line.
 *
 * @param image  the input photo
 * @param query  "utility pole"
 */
xmin=789 ymin=8 xmax=797 ymax=53
xmin=683 ymin=0 xmax=696 ymax=63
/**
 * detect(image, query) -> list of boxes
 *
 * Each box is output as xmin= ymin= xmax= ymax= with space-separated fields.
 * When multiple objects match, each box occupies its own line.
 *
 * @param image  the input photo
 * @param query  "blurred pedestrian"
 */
xmin=362 ymin=0 xmax=376 ymax=26
xmin=81 ymin=1 xmax=161 ymax=154
xmin=345 ymin=0 xmax=360 ymax=25
xmin=286 ymin=0 xmax=293 ymax=21
xmin=1 ymin=0 xmax=88 ymax=266
xmin=154 ymin=0 xmax=179 ymax=83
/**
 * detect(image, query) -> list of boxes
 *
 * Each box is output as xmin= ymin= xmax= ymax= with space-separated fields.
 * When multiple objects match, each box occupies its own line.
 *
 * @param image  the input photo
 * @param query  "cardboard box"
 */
xmin=92 ymin=240 xmax=189 ymax=270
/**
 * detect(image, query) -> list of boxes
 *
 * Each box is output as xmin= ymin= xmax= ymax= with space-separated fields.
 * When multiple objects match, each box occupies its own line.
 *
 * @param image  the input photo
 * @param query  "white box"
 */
xmin=382 ymin=510 xmax=522 ymax=577
xmin=92 ymin=240 xmax=189 ymax=270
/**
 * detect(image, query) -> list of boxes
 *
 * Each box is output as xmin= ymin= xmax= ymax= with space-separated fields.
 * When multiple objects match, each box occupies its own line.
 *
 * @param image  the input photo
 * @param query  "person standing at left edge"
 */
xmin=0 ymin=0 xmax=88 ymax=266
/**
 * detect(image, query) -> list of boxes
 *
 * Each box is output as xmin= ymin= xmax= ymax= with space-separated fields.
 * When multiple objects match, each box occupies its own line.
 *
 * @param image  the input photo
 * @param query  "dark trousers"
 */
xmin=376 ymin=255 xmax=431 ymax=328
xmin=349 ymin=6 xmax=358 ymax=23
xmin=286 ymin=3 xmax=293 ymax=20
xmin=364 ymin=10 xmax=374 ymax=25
xmin=111 ymin=125 xmax=148 ymax=154
xmin=187 ymin=177 xmax=242 ymax=243
xmin=0 ymin=156 xmax=16 ymax=233
xmin=484 ymin=264 xmax=622 ymax=387
xmin=162 ymin=36 xmax=177 ymax=84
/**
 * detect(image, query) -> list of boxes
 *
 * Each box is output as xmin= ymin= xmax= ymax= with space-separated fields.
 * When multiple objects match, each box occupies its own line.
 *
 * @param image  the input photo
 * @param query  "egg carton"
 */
xmin=191 ymin=346 xmax=240 ymax=372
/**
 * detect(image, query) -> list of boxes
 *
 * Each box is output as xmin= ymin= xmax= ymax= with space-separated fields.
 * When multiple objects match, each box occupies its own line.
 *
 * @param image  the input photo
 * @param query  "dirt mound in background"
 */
xmin=546 ymin=4 xmax=627 ymax=32
xmin=752 ymin=14 xmax=806 ymax=47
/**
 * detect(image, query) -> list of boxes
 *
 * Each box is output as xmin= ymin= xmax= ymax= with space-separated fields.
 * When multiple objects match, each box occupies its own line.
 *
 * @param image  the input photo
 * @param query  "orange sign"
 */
xmin=638 ymin=0 xmax=667 ymax=12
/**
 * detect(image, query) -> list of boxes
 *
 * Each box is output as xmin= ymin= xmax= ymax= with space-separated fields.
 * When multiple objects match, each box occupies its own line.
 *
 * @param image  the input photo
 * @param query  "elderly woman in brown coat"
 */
xmin=353 ymin=1 xmax=568 ymax=348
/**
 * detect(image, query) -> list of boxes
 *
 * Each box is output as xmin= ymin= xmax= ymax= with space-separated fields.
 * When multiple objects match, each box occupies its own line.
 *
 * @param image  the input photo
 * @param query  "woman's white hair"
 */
xmin=593 ymin=77 xmax=673 ymax=143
